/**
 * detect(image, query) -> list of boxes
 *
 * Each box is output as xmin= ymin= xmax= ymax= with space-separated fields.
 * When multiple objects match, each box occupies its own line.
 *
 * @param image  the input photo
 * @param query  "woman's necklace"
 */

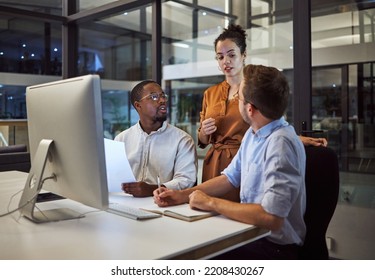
xmin=228 ymin=88 xmax=239 ymax=100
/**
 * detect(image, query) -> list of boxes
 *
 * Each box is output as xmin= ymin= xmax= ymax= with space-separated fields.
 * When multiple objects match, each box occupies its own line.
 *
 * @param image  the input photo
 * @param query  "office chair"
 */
xmin=0 ymin=144 xmax=31 ymax=172
xmin=299 ymin=145 xmax=339 ymax=259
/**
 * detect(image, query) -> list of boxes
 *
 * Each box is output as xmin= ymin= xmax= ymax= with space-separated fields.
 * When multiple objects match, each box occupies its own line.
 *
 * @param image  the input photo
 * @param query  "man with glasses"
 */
xmin=115 ymin=80 xmax=197 ymax=197
xmin=154 ymin=65 xmax=306 ymax=259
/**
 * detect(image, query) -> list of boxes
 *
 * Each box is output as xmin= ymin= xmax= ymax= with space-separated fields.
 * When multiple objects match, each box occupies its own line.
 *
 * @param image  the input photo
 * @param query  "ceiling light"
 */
xmin=172 ymin=42 xmax=189 ymax=48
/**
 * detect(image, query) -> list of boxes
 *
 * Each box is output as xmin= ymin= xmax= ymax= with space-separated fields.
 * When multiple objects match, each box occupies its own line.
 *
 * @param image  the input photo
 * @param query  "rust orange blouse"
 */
xmin=198 ymin=81 xmax=249 ymax=183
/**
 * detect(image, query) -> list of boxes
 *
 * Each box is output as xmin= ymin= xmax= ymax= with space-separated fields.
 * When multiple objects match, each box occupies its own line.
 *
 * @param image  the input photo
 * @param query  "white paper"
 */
xmin=104 ymin=138 xmax=136 ymax=193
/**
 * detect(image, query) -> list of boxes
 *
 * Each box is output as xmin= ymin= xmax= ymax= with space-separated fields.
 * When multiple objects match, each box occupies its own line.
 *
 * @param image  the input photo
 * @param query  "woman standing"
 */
xmin=198 ymin=24 xmax=326 ymax=199
xmin=198 ymin=24 xmax=247 ymax=187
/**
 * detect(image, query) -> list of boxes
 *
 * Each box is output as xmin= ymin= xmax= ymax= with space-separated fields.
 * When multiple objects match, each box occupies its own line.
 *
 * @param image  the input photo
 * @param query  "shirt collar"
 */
xmin=136 ymin=120 xmax=168 ymax=134
xmin=250 ymin=117 xmax=288 ymax=139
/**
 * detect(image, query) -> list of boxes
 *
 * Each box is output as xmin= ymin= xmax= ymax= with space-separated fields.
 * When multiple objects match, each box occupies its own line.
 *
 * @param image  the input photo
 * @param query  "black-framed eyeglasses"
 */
xmin=139 ymin=92 xmax=168 ymax=102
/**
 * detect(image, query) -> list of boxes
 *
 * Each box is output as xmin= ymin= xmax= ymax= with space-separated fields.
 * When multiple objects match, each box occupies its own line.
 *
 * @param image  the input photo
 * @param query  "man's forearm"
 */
xmin=194 ymin=175 xmax=233 ymax=197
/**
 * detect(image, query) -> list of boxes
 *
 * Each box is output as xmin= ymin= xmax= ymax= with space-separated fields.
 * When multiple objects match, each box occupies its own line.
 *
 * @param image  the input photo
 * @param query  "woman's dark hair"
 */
xmin=214 ymin=24 xmax=247 ymax=55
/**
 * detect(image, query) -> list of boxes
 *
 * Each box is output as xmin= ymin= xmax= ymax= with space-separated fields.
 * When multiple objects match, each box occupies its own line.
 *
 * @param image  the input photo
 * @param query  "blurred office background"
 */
xmin=0 ymin=0 xmax=374 ymax=259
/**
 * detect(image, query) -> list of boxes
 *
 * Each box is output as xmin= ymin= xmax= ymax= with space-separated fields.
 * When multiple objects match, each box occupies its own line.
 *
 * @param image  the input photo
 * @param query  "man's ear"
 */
xmin=134 ymin=101 xmax=141 ymax=111
xmin=248 ymin=103 xmax=256 ymax=116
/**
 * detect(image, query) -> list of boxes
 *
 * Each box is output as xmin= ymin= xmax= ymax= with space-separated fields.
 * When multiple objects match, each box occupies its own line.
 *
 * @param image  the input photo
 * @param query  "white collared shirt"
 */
xmin=115 ymin=121 xmax=197 ymax=190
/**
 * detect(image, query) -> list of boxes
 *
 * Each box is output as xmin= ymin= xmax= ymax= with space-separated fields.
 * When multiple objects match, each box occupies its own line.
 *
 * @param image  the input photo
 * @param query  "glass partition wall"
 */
xmin=310 ymin=4 xmax=375 ymax=173
xmin=1 ymin=2 xmax=374 ymax=167
xmin=310 ymin=1 xmax=375 ymax=260
xmin=1 ymin=2 xmax=375 ymax=160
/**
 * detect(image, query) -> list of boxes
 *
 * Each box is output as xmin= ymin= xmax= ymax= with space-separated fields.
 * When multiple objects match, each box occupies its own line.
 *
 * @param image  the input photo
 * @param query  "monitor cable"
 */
xmin=0 ymin=175 xmax=56 ymax=219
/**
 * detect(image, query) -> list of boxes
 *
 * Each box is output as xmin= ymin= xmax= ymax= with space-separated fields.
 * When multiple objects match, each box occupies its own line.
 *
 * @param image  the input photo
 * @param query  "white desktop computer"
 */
xmin=19 ymin=75 xmax=109 ymax=223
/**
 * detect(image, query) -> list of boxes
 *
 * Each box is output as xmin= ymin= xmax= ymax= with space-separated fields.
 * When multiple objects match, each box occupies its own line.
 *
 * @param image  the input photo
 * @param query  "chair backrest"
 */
xmin=299 ymin=145 xmax=339 ymax=259
xmin=0 ymin=144 xmax=27 ymax=154
xmin=0 ymin=144 xmax=31 ymax=172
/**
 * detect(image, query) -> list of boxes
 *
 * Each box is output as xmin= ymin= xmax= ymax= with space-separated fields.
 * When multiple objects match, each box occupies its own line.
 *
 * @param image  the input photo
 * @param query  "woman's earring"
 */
xmin=218 ymin=66 xmax=223 ymax=72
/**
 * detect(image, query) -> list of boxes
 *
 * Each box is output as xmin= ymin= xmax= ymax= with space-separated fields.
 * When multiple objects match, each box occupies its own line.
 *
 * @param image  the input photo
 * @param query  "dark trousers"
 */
xmin=211 ymin=238 xmax=300 ymax=260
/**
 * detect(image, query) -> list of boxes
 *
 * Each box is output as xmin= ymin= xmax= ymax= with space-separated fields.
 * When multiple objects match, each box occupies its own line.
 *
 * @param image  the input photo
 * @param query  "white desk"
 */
xmin=0 ymin=171 xmax=269 ymax=260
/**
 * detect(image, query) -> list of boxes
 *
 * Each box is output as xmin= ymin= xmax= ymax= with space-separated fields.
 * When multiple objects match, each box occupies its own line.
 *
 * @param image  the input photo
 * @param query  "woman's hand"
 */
xmin=200 ymin=118 xmax=217 ymax=136
xmin=299 ymin=136 xmax=328 ymax=147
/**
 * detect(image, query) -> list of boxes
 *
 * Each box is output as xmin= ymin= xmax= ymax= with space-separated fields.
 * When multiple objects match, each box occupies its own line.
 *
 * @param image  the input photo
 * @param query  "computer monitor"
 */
xmin=18 ymin=74 xmax=109 ymax=223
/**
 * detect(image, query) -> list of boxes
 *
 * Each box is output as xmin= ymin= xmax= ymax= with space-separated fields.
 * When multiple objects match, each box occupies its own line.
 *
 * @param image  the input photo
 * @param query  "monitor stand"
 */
xmin=18 ymin=139 xmax=83 ymax=223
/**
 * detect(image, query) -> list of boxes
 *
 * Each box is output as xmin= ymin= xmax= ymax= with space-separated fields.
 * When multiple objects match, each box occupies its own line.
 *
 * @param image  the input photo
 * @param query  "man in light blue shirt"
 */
xmin=223 ymin=118 xmax=306 ymax=247
xmin=154 ymin=64 xmax=306 ymax=259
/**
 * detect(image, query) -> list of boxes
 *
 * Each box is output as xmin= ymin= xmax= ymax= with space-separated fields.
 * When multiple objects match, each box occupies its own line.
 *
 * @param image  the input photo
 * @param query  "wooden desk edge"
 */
xmin=164 ymin=227 xmax=270 ymax=260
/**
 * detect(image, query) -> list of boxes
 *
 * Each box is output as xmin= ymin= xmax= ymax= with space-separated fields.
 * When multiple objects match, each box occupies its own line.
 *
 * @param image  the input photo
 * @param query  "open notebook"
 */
xmin=140 ymin=203 xmax=217 ymax=222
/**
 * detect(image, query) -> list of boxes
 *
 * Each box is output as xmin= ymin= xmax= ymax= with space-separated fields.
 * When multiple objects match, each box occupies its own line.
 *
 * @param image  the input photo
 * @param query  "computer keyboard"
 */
xmin=107 ymin=203 xmax=161 ymax=220
xmin=36 ymin=192 xmax=65 ymax=203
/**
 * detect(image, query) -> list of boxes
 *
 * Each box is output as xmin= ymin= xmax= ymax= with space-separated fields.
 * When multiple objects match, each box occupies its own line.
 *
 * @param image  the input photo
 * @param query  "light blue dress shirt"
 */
xmin=223 ymin=117 xmax=306 ymax=245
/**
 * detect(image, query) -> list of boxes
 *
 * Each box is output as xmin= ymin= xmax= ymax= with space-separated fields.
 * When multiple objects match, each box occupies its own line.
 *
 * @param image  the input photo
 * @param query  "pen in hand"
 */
xmin=157 ymin=175 xmax=162 ymax=194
